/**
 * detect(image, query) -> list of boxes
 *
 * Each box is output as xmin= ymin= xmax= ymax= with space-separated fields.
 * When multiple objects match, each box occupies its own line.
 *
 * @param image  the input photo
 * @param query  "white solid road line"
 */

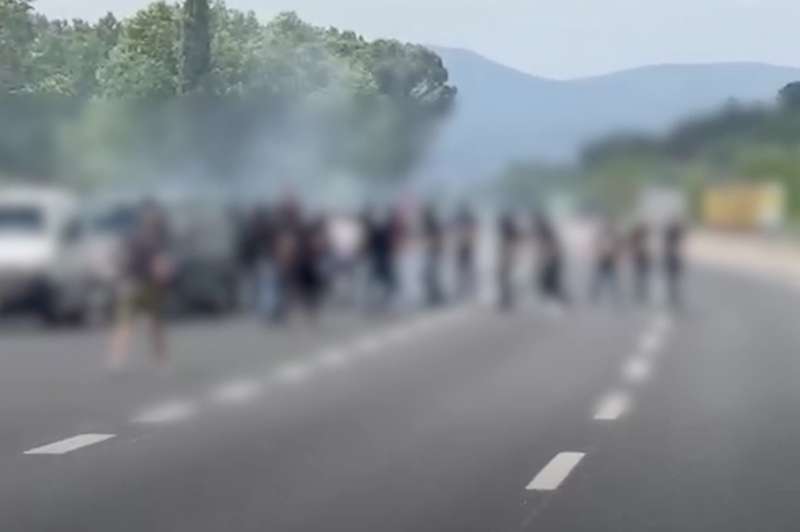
xmin=212 ymin=379 xmax=262 ymax=404
xmin=623 ymin=357 xmax=652 ymax=384
xmin=526 ymin=452 xmax=586 ymax=491
xmin=132 ymin=400 xmax=196 ymax=424
xmin=24 ymin=434 xmax=115 ymax=455
xmin=593 ymin=391 xmax=631 ymax=421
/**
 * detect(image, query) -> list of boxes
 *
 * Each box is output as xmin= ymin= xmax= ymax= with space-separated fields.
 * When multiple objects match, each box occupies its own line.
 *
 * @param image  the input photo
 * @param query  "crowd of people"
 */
xmin=494 ymin=210 xmax=686 ymax=311
xmin=104 ymin=197 xmax=686 ymax=370
xmin=233 ymin=198 xmax=480 ymax=322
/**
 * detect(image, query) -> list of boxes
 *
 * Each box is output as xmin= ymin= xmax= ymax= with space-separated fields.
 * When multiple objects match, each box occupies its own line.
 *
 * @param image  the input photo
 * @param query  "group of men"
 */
xmin=104 ymin=197 xmax=686 ymax=370
xmin=589 ymin=218 xmax=686 ymax=308
xmin=497 ymin=211 xmax=686 ymax=311
xmin=235 ymin=200 xmax=481 ymax=322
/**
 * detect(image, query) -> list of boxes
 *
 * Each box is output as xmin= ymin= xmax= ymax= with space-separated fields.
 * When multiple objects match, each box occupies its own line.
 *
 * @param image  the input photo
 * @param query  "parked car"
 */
xmin=0 ymin=185 xmax=109 ymax=324
xmin=85 ymin=192 xmax=240 ymax=316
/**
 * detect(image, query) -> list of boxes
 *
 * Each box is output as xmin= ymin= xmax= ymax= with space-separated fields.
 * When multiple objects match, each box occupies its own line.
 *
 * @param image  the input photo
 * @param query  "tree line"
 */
xmin=0 ymin=0 xmax=456 ymax=187
xmin=493 ymin=83 xmax=800 ymax=222
xmin=579 ymin=83 xmax=800 ymax=221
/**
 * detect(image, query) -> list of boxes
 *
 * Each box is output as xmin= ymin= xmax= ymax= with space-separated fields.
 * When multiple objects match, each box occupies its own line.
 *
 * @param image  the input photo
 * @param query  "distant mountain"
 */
xmin=422 ymin=47 xmax=800 ymax=181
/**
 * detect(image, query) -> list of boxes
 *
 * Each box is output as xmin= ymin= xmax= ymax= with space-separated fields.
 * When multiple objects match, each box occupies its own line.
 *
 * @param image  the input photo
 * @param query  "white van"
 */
xmin=0 ymin=185 xmax=107 ymax=324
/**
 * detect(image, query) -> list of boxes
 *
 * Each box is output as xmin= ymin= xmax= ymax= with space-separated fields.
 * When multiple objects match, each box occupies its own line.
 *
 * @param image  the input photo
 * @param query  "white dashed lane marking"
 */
xmin=623 ymin=357 xmax=652 ymax=384
xmin=526 ymin=452 xmax=586 ymax=491
xmin=274 ymin=362 xmax=315 ymax=384
xmin=212 ymin=379 xmax=262 ymax=404
xmin=654 ymin=314 xmax=673 ymax=334
xmin=132 ymin=400 xmax=196 ymax=424
xmin=352 ymin=335 xmax=384 ymax=356
xmin=593 ymin=391 xmax=631 ymax=421
xmin=24 ymin=434 xmax=116 ymax=455
xmin=638 ymin=329 xmax=664 ymax=357
xmin=316 ymin=348 xmax=350 ymax=369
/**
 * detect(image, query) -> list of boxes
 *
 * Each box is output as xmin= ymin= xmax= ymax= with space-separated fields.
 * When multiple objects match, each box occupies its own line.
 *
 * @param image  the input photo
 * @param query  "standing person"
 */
xmin=421 ymin=204 xmax=445 ymax=307
xmin=629 ymin=221 xmax=652 ymax=303
xmin=327 ymin=212 xmax=363 ymax=307
xmin=108 ymin=199 xmax=174 ymax=370
xmin=497 ymin=211 xmax=519 ymax=311
xmin=251 ymin=205 xmax=278 ymax=320
xmin=533 ymin=212 xmax=568 ymax=305
xmin=590 ymin=219 xmax=621 ymax=305
xmin=270 ymin=197 xmax=302 ymax=323
xmin=663 ymin=218 xmax=686 ymax=309
xmin=362 ymin=207 xmax=396 ymax=311
xmin=233 ymin=205 xmax=259 ymax=308
xmin=454 ymin=204 xmax=478 ymax=299
xmin=294 ymin=215 xmax=330 ymax=322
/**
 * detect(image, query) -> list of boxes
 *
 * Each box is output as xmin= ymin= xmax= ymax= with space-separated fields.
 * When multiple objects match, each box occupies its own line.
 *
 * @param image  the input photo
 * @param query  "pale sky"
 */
xmin=34 ymin=0 xmax=800 ymax=79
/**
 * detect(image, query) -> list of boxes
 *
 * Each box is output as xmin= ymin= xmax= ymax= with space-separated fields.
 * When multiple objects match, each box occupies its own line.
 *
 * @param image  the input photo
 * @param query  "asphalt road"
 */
xmin=1 ymin=263 xmax=799 ymax=532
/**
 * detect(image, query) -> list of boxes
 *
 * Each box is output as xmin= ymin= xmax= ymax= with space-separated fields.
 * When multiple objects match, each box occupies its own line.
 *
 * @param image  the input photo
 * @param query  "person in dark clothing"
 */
xmin=454 ymin=204 xmax=478 ymax=299
xmin=590 ymin=220 xmax=621 ymax=305
xmin=497 ymin=212 xmax=519 ymax=311
xmin=629 ymin=221 xmax=652 ymax=303
xmin=269 ymin=198 xmax=303 ymax=323
xmin=422 ymin=204 xmax=445 ymax=307
xmin=294 ymin=216 xmax=329 ymax=320
xmin=533 ymin=213 xmax=568 ymax=304
xmin=108 ymin=199 xmax=173 ymax=370
xmin=362 ymin=207 xmax=397 ymax=310
xmin=663 ymin=219 xmax=686 ymax=309
xmin=247 ymin=205 xmax=280 ymax=319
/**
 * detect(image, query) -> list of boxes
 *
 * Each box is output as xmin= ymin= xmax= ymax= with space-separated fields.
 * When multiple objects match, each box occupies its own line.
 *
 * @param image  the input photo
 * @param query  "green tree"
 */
xmin=97 ymin=1 xmax=180 ymax=98
xmin=95 ymin=12 xmax=121 ymax=53
xmin=0 ymin=0 xmax=35 ymax=92
xmin=180 ymin=0 xmax=211 ymax=93
xmin=778 ymin=82 xmax=800 ymax=109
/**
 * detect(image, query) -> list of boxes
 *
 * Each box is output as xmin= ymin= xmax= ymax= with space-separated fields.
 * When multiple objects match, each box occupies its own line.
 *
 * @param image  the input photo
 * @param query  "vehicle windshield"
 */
xmin=90 ymin=206 xmax=137 ymax=235
xmin=0 ymin=206 xmax=44 ymax=234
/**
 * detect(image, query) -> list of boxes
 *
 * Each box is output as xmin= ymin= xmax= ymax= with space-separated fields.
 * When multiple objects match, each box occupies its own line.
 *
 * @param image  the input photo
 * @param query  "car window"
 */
xmin=91 ymin=206 xmax=137 ymax=235
xmin=0 ymin=206 xmax=44 ymax=233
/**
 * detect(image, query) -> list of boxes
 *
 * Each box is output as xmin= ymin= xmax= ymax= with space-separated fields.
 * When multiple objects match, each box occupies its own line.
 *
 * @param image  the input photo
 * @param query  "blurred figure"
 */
xmin=363 ymin=207 xmax=397 ymax=311
xmin=454 ymin=204 xmax=478 ymax=299
xmin=270 ymin=197 xmax=302 ymax=323
xmin=629 ymin=221 xmax=652 ymax=303
xmin=422 ymin=204 xmax=446 ymax=307
xmin=590 ymin=219 xmax=621 ymax=305
xmin=663 ymin=219 xmax=686 ymax=309
xmin=533 ymin=212 xmax=568 ymax=305
xmin=294 ymin=215 xmax=330 ymax=321
xmin=250 ymin=205 xmax=278 ymax=320
xmin=327 ymin=212 xmax=364 ymax=306
xmin=497 ymin=212 xmax=520 ymax=311
xmin=235 ymin=206 xmax=262 ymax=310
xmin=108 ymin=199 xmax=174 ymax=370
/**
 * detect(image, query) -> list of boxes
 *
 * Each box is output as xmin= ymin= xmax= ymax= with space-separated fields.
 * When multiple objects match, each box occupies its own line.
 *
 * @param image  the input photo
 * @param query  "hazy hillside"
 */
xmin=422 ymin=47 xmax=800 ymax=182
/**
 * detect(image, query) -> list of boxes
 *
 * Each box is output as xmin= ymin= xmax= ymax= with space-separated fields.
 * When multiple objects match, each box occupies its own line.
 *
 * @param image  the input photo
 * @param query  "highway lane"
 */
xmin=0 ymin=264 xmax=797 ymax=531
xmin=0 ymin=308 xmax=414 ymax=458
xmin=533 ymin=268 xmax=800 ymax=532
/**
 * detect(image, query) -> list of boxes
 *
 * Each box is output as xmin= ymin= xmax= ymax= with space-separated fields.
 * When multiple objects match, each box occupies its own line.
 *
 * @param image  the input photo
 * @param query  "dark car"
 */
xmin=86 ymin=194 xmax=239 ymax=316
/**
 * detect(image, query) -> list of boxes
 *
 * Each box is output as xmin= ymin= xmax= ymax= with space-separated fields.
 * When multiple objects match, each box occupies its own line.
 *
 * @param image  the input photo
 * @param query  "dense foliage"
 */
xmin=0 ymin=0 xmax=456 ymax=188
xmin=579 ymin=92 xmax=800 ymax=220
xmin=493 ymin=84 xmax=800 ymax=222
